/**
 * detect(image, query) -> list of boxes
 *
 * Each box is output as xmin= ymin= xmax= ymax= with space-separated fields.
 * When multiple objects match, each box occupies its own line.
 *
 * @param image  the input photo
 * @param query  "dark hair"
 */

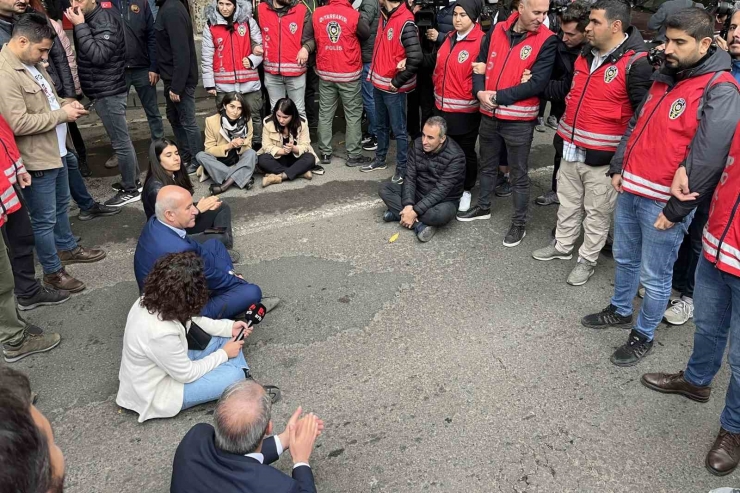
xmin=270 ymin=97 xmax=302 ymax=139
xmin=666 ymin=7 xmax=714 ymax=41
xmin=561 ymin=0 xmax=591 ymax=32
xmin=141 ymin=252 xmax=209 ymax=323
xmin=11 ymin=12 xmax=56 ymax=42
xmin=591 ymin=0 xmax=630 ymax=32
xmin=0 ymin=367 xmax=53 ymax=493
xmin=219 ymin=91 xmax=251 ymax=122
xmin=41 ymin=0 xmax=63 ymax=21
xmin=145 ymin=138 xmax=194 ymax=195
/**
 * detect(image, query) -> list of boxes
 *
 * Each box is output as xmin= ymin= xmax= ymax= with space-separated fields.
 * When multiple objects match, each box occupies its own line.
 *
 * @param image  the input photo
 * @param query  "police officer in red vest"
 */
xmin=313 ymin=0 xmax=372 ymax=168
xmin=582 ymin=8 xmax=740 ymax=367
xmin=532 ymin=0 xmax=652 ymax=286
xmin=641 ymin=121 xmax=740 ymax=476
xmin=258 ymin=0 xmax=316 ymax=120
xmin=457 ymin=0 xmax=558 ymax=249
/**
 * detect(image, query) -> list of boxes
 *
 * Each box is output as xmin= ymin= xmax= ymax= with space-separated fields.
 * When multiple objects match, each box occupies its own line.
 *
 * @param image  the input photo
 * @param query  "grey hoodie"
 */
xmin=610 ymin=46 xmax=740 ymax=223
xmin=201 ymin=0 xmax=263 ymax=93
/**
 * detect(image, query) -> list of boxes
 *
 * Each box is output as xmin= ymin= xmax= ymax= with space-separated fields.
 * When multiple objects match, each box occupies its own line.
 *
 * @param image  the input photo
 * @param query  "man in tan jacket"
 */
xmin=0 ymin=14 xmax=107 ymax=293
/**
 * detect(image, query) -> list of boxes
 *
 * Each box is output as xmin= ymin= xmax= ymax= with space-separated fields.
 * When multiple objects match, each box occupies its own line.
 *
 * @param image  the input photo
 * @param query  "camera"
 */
xmin=549 ymin=0 xmax=570 ymax=15
xmin=413 ymin=0 xmax=450 ymax=30
xmin=647 ymin=46 xmax=665 ymax=66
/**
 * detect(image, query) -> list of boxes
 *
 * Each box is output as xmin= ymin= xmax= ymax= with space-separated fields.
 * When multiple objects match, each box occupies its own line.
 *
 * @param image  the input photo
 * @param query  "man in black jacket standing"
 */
xmin=379 ymin=116 xmax=464 ymax=242
xmin=154 ymin=0 xmax=202 ymax=174
xmin=67 ymin=0 xmax=142 ymax=207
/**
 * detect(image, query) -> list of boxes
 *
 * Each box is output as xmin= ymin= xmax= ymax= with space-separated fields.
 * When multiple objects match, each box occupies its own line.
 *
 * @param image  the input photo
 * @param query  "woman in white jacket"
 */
xmin=202 ymin=0 xmax=264 ymax=147
xmin=116 ymin=252 xmax=252 ymax=422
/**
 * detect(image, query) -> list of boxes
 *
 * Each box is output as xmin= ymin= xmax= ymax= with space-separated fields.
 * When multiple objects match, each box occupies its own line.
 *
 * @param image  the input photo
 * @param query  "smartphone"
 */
xmin=235 ymin=321 xmax=253 ymax=342
xmin=282 ymin=136 xmax=290 ymax=146
xmin=84 ymin=99 xmax=96 ymax=111
xmin=204 ymin=227 xmax=227 ymax=235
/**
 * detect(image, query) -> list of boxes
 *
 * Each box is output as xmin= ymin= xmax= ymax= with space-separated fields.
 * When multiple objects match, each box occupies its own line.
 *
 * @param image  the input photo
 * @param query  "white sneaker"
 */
xmin=664 ymin=298 xmax=694 ymax=326
xmin=458 ymin=191 xmax=472 ymax=212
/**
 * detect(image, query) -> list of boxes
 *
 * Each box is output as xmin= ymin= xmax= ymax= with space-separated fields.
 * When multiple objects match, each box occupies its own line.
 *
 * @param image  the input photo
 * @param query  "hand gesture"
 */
xmin=611 ymin=173 xmax=624 ymax=193
xmin=207 ymin=89 xmax=217 ymax=96
xmin=222 ymin=338 xmax=245 ymax=358
xmin=388 ymin=82 xmax=399 ymax=93
xmin=289 ymin=413 xmax=321 ymax=464
xmin=715 ymin=35 xmax=729 ymax=51
xmin=62 ymin=103 xmax=89 ymax=122
xmin=472 ymin=62 xmax=486 ymax=75
xmin=17 ymin=172 xmax=31 ymax=188
xmin=283 ymin=140 xmax=294 ymax=153
xmin=242 ymin=57 xmax=252 ymax=69
xmin=64 ymin=7 xmax=85 ymax=25
xmin=296 ymin=47 xmax=309 ymax=66
xmin=169 ymin=91 xmax=181 ymax=103
xmin=521 ymin=69 xmax=532 ymax=84
xmin=654 ymin=212 xmax=675 ymax=230
xmin=399 ymin=205 xmax=417 ymax=229
xmin=670 ymin=166 xmax=698 ymax=202
xmin=196 ymin=195 xmax=221 ymax=213
xmin=231 ymin=320 xmax=253 ymax=339
xmin=396 ymin=58 xmax=407 ymax=71
xmin=425 ymin=28 xmax=438 ymax=41
xmin=476 ymin=90 xmax=496 ymax=112
xmin=149 ymin=72 xmax=160 ymax=86
xmin=253 ymin=45 xmax=264 ymax=56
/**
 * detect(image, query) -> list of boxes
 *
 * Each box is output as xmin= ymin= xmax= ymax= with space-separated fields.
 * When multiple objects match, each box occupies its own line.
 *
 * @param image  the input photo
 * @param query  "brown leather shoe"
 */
xmin=58 ymin=246 xmax=106 ymax=265
xmin=43 ymin=268 xmax=85 ymax=293
xmin=706 ymin=428 xmax=740 ymax=476
xmin=640 ymin=370 xmax=711 ymax=403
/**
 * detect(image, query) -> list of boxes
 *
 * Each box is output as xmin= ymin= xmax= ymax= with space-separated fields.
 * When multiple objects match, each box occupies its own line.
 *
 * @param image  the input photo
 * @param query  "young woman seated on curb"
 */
xmin=143 ymin=139 xmax=234 ymax=249
xmin=257 ymin=97 xmax=320 ymax=187
xmin=196 ymin=92 xmax=258 ymax=195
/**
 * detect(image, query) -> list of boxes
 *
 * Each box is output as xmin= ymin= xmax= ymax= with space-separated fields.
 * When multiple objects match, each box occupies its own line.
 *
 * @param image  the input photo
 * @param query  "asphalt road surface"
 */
xmin=13 ymin=125 xmax=737 ymax=492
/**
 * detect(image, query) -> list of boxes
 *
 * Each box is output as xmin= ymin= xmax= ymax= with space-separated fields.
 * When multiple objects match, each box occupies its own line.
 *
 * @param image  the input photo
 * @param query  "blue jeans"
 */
xmin=362 ymin=64 xmax=376 ymax=137
xmin=164 ymin=84 xmax=204 ymax=165
xmin=125 ymin=68 xmax=164 ymax=141
xmin=610 ymin=192 xmax=694 ymax=340
xmin=65 ymin=153 xmax=95 ymax=212
xmin=95 ymin=92 xmax=140 ymax=192
xmin=182 ymin=335 xmax=248 ymax=410
xmin=685 ymin=256 xmax=740 ymax=433
xmin=374 ymin=87 xmax=408 ymax=175
xmin=22 ymin=164 xmax=77 ymax=274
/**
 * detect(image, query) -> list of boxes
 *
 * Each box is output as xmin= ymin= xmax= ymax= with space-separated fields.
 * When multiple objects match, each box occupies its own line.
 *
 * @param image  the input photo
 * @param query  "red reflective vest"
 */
xmin=704 ymin=128 xmax=740 ymax=277
xmin=313 ymin=0 xmax=362 ymax=83
xmin=432 ymin=24 xmax=483 ymax=113
xmin=258 ymin=2 xmax=307 ymax=76
xmin=481 ymin=13 xmax=554 ymax=120
xmin=557 ymin=51 xmax=646 ymax=152
xmin=621 ymin=71 xmax=738 ymax=202
xmin=368 ymin=5 xmax=416 ymax=93
xmin=0 ymin=115 xmax=22 ymax=228
xmin=208 ymin=23 xmax=260 ymax=86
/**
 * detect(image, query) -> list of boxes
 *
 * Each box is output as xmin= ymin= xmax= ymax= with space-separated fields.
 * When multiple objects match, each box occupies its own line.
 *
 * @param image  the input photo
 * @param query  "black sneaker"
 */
xmin=581 ymin=304 xmax=633 ymax=329
xmin=503 ymin=224 xmax=526 ymax=247
xmin=611 ymin=330 xmax=654 ymax=367
xmin=495 ymin=179 xmax=512 ymax=197
xmin=104 ymin=190 xmax=141 ymax=207
xmin=79 ymin=159 xmax=92 ymax=177
xmin=245 ymin=177 xmax=254 ymax=190
xmin=361 ymin=133 xmax=373 ymax=145
xmin=185 ymin=162 xmax=198 ymax=175
xmin=320 ymin=153 xmax=332 ymax=165
xmin=362 ymin=136 xmax=378 ymax=151
xmin=457 ymin=205 xmax=491 ymax=222
xmin=311 ymin=165 xmax=326 ymax=175
xmin=382 ymin=210 xmax=400 ymax=222
xmin=416 ymin=224 xmax=437 ymax=242
xmin=17 ymin=286 xmax=70 ymax=311
xmin=78 ymin=202 xmax=121 ymax=221
xmin=391 ymin=172 xmax=404 ymax=184
xmin=346 ymin=155 xmax=372 ymax=167
xmin=112 ymin=180 xmax=143 ymax=193
xmin=360 ymin=160 xmax=387 ymax=172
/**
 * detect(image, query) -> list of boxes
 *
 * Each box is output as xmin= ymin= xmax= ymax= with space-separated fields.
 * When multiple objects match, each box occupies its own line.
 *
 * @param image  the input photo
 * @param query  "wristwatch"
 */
xmin=490 ymin=92 xmax=497 ymax=106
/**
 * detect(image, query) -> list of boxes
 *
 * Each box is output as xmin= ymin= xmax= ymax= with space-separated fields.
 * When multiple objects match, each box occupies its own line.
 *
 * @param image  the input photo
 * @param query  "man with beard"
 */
xmin=582 ymin=8 xmax=740 ymax=367
xmin=0 ymin=367 xmax=66 ymax=492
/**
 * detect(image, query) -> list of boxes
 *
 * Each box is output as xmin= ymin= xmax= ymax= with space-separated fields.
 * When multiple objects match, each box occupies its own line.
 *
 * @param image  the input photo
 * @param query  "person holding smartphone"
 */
xmin=257 ymin=97 xmax=319 ymax=187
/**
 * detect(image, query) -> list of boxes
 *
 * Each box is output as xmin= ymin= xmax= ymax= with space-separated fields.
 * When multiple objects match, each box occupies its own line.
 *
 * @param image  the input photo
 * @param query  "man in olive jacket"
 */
xmin=379 ymin=116 xmax=464 ymax=243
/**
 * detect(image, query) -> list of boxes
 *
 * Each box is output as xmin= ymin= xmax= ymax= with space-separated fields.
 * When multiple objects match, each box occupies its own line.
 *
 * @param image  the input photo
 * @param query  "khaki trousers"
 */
xmin=0 ymin=232 xmax=26 ymax=345
xmin=554 ymin=159 xmax=618 ymax=264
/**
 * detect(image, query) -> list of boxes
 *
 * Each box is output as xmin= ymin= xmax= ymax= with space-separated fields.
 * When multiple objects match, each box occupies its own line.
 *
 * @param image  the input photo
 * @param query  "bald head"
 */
xmin=154 ymin=185 xmax=197 ymax=229
xmin=214 ymin=380 xmax=272 ymax=455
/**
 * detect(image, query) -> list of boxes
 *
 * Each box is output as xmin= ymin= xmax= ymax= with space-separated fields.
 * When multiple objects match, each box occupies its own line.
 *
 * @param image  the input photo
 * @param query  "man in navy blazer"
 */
xmin=171 ymin=380 xmax=323 ymax=493
xmin=134 ymin=185 xmax=262 ymax=319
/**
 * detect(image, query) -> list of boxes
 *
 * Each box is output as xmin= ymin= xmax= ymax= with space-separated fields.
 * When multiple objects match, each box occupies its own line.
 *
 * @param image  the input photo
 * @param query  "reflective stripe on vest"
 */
xmin=316 ymin=68 xmax=363 ymax=82
xmin=368 ymin=9 xmax=417 ymax=93
xmin=621 ymin=170 xmax=672 ymax=201
xmin=557 ymin=120 xmax=622 ymax=149
xmin=494 ymin=104 xmax=539 ymax=119
xmin=432 ymin=24 xmax=482 ymax=114
xmin=313 ymin=1 xmax=363 ymax=83
xmin=433 ymin=92 xmax=479 ymax=112
xmin=258 ymin=3 xmax=308 ymax=76
xmin=703 ymin=229 xmax=740 ymax=273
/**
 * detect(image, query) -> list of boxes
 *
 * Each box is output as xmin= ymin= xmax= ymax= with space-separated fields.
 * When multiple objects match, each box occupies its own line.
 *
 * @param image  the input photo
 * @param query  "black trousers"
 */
xmin=187 ymin=202 xmax=233 ymax=249
xmin=68 ymin=121 xmax=88 ymax=165
xmin=1 ymin=188 xmax=40 ymax=299
xmin=551 ymin=133 xmax=563 ymax=193
xmin=449 ymin=129 xmax=479 ymax=191
xmin=672 ymin=200 xmax=710 ymax=299
xmin=406 ymin=71 xmax=435 ymax=139
xmin=305 ymin=65 xmax=320 ymax=128
xmin=379 ymin=181 xmax=458 ymax=227
xmin=257 ymin=152 xmax=315 ymax=180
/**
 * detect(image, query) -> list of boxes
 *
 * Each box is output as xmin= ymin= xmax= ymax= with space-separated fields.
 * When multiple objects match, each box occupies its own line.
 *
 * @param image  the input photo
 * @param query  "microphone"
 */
xmin=236 ymin=302 xmax=266 ymax=341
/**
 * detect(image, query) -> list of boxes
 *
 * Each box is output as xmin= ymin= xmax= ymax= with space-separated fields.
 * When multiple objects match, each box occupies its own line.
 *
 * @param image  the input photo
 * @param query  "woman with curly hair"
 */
xmin=116 ymin=252 xmax=251 ymax=422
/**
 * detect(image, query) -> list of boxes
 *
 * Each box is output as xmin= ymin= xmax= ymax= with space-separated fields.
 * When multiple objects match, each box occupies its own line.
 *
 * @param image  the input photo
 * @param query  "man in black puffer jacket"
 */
xmin=379 ymin=116 xmax=464 ymax=242
xmin=66 ymin=0 xmax=141 ymax=208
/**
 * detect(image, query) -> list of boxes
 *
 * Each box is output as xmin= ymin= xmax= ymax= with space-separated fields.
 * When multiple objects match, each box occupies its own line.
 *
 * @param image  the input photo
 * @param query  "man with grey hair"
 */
xmin=171 ymin=380 xmax=323 ymax=493
xmin=378 ymin=116 xmax=465 ymax=242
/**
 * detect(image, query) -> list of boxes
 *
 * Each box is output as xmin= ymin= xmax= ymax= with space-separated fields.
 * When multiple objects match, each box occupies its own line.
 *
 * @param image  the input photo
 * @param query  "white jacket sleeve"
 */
xmin=190 ymin=316 xmax=233 ymax=337
xmin=201 ymin=25 xmax=216 ymax=89
xmin=247 ymin=17 xmax=263 ymax=69
xmin=145 ymin=327 xmax=227 ymax=384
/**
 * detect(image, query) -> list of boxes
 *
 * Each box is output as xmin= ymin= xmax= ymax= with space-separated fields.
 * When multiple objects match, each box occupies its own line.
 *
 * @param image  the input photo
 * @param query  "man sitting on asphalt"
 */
xmin=134 ymin=185 xmax=278 ymax=319
xmin=378 ymin=116 xmax=465 ymax=242
xmin=171 ymin=379 xmax=323 ymax=493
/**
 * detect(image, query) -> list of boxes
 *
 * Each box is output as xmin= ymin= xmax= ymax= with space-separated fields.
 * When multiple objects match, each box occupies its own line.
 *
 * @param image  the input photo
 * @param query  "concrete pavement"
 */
xmin=12 ymin=123 xmax=738 ymax=493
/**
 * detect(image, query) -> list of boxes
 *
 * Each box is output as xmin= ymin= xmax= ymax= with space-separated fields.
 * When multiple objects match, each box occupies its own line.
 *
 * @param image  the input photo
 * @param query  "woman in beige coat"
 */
xmin=257 ymin=97 xmax=319 ymax=188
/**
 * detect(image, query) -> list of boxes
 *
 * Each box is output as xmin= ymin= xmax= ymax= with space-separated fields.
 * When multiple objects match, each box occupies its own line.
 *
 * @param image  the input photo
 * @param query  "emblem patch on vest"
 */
xmin=130 ymin=4 xmax=140 ymax=13
xmin=327 ymin=21 xmax=341 ymax=43
xmin=387 ymin=28 xmax=394 ymax=41
xmin=669 ymin=98 xmax=686 ymax=120
xmin=604 ymin=66 xmax=618 ymax=83
xmin=238 ymin=24 xmax=247 ymax=36
xmin=289 ymin=22 xmax=298 ymax=35
xmin=520 ymin=45 xmax=532 ymax=60
xmin=458 ymin=50 xmax=469 ymax=63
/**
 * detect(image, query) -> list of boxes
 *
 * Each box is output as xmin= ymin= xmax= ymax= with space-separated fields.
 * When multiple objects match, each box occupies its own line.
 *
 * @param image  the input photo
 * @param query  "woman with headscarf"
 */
xmin=196 ymin=92 xmax=258 ymax=195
